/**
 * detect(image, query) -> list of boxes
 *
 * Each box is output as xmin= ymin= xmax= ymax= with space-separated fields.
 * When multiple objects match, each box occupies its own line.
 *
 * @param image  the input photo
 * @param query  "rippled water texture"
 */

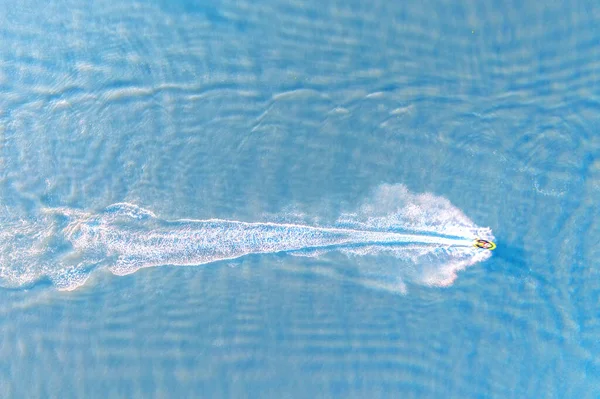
xmin=0 ymin=0 xmax=599 ymax=397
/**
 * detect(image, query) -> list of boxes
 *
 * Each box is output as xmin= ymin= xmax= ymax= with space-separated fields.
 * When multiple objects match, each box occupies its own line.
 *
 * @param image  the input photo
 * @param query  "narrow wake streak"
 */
xmin=0 ymin=184 xmax=495 ymax=292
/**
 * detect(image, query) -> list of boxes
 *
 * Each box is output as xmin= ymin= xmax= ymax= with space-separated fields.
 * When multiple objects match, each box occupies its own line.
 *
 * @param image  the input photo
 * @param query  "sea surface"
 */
xmin=0 ymin=0 xmax=599 ymax=397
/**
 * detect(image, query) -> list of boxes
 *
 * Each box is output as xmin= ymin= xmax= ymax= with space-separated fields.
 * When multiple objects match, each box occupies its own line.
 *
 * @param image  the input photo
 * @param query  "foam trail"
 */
xmin=67 ymin=204 xmax=476 ymax=272
xmin=0 ymin=185 xmax=494 ymax=292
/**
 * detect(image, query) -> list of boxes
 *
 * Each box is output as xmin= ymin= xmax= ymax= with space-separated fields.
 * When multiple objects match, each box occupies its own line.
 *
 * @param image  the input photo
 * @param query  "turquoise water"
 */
xmin=1 ymin=0 xmax=599 ymax=397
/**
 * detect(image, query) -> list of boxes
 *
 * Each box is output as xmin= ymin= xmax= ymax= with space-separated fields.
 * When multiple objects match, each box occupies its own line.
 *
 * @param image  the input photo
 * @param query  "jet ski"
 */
xmin=473 ymin=238 xmax=496 ymax=250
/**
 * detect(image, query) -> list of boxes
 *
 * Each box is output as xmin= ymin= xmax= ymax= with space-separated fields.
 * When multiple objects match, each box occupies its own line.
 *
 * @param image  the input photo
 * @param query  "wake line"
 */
xmin=61 ymin=204 xmax=490 ymax=281
xmin=162 ymin=220 xmax=478 ymax=248
xmin=0 ymin=184 xmax=495 ymax=292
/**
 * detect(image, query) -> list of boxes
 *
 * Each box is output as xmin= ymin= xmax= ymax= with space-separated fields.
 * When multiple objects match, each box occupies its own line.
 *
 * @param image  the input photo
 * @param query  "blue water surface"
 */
xmin=0 ymin=0 xmax=599 ymax=397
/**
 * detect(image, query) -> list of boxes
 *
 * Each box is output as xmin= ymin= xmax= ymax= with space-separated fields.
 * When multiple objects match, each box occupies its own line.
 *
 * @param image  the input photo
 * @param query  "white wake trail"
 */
xmin=0 ymin=184 xmax=495 ymax=292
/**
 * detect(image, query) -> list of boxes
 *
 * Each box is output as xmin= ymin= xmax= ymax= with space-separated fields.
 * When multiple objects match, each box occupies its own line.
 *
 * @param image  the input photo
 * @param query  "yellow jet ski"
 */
xmin=473 ymin=238 xmax=496 ymax=250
